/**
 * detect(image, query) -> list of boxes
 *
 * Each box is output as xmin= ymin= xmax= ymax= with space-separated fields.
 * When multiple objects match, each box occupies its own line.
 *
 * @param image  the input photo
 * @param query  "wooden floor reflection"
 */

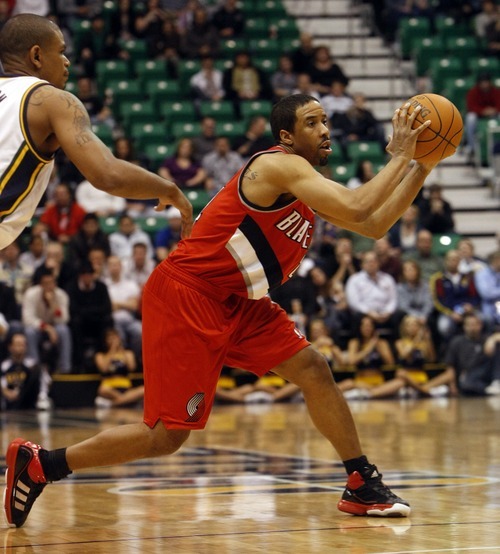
xmin=2 ymin=396 xmax=500 ymax=553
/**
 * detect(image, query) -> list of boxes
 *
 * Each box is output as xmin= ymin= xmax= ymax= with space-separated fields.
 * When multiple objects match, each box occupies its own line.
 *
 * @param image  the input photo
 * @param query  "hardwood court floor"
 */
xmin=2 ymin=396 xmax=500 ymax=553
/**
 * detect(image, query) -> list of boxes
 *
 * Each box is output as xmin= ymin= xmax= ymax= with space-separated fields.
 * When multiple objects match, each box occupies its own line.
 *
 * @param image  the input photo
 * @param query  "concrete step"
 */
xmin=296 ymin=17 xmax=370 ymax=37
xmin=470 ymin=236 xmax=499 ymax=258
xmin=285 ymin=0 xmax=356 ymax=16
xmin=443 ymin=187 xmax=500 ymax=211
xmin=453 ymin=211 xmax=500 ymax=235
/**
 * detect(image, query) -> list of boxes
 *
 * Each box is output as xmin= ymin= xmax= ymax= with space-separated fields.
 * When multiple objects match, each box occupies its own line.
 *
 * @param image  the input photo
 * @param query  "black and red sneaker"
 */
xmin=338 ymin=465 xmax=411 ymax=517
xmin=4 ymin=438 xmax=47 ymax=527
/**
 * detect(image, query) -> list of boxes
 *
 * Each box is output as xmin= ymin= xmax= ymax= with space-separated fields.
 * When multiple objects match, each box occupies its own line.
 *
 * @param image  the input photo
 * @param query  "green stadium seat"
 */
xmin=428 ymin=57 xmax=464 ymax=94
xmin=131 ymin=122 xmax=169 ymax=151
xmin=346 ymin=141 xmax=386 ymax=164
xmin=134 ymin=59 xmax=169 ymax=85
xmin=412 ymin=36 xmax=446 ymax=76
xmin=327 ymin=140 xmax=348 ymax=165
xmin=398 ymin=17 xmax=431 ymax=59
xmin=432 ymin=233 xmax=461 ymax=256
xmin=476 ymin=117 xmax=500 ymax=166
xmin=466 ymin=57 xmax=500 ymax=79
xmin=442 ymin=76 xmax=475 ymax=115
xmin=445 ymin=36 xmax=480 ymax=63
xmin=249 ymin=39 xmax=280 ymax=58
xmin=171 ymin=121 xmax=203 ymax=140
xmin=435 ymin=15 xmax=472 ymax=39
xmin=99 ymin=216 xmax=119 ymax=234
xmin=159 ymin=101 xmax=197 ymax=125
xmin=146 ymin=79 xmax=184 ymax=106
xmin=143 ymin=143 xmax=176 ymax=171
xmin=137 ymin=216 xmax=169 ymax=235
xmin=240 ymin=100 xmax=273 ymax=122
xmin=331 ymin=163 xmax=356 ymax=184
xmin=214 ymin=59 xmax=234 ymax=72
xmin=219 ymin=38 xmax=247 ymax=59
xmin=185 ymin=189 xmax=211 ymax=215
xmin=255 ymin=0 xmax=287 ymax=18
xmin=244 ymin=18 xmax=271 ymax=40
xmin=120 ymin=100 xmax=157 ymax=130
xmin=118 ymin=38 xmax=148 ymax=61
xmin=280 ymin=37 xmax=300 ymax=54
xmin=107 ymin=80 xmax=142 ymax=116
xmin=177 ymin=59 xmax=202 ymax=92
xmin=198 ymin=101 xmax=235 ymax=123
xmin=70 ymin=19 xmax=92 ymax=54
xmin=253 ymin=57 xmax=279 ymax=74
xmin=92 ymin=123 xmax=114 ymax=148
xmin=217 ymin=121 xmax=247 ymax=139
xmin=275 ymin=18 xmax=300 ymax=40
xmin=96 ymin=60 xmax=130 ymax=90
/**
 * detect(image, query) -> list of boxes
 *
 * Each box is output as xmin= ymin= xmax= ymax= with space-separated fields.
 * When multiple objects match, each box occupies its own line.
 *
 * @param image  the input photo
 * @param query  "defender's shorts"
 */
xmin=142 ymin=262 xmax=309 ymax=430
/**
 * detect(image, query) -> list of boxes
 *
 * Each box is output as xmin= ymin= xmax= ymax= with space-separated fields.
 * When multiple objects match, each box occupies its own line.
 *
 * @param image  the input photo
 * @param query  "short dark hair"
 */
xmin=270 ymin=94 xmax=320 ymax=143
xmin=0 ymin=14 xmax=59 ymax=64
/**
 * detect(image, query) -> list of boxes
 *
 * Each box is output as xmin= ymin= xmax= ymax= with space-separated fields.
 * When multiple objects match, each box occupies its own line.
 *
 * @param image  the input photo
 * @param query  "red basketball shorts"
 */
xmin=142 ymin=262 xmax=309 ymax=430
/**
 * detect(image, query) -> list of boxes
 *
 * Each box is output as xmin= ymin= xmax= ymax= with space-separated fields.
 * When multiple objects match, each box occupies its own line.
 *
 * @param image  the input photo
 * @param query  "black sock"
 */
xmin=343 ymin=455 xmax=370 ymax=475
xmin=39 ymin=448 xmax=72 ymax=482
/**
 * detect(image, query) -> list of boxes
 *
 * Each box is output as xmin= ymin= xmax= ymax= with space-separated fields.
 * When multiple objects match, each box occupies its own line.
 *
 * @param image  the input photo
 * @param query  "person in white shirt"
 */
xmin=321 ymin=80 xmax=353 ymax=120
xmin=190 ymin=55 xmax=225 ymax=101
xmin=202 ymin=136 xmax=244 ymax=196
xmin=123 ymin=243 xmax=156 ymax=290
xmin=75 ymin=179 xmax=127 ymax=217
xmin=109 ymin=214 xmax=154 ymax=261
xmin=104 ymin=256 xmax=142 ymax=361
xmin=345 ymin=251 xmax=402 ymax=338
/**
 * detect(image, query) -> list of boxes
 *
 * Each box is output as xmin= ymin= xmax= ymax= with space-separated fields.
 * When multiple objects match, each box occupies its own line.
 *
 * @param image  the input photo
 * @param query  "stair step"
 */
xmin=454 ymin=212 xmax=500 ymax=235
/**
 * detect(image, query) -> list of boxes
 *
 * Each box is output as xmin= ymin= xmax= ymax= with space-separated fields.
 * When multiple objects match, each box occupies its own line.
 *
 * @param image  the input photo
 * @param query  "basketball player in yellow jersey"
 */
xmin=4 ymin=15 xmax=445 ymax=529
xmin=0 ymin=14 xmax=192 ymax=250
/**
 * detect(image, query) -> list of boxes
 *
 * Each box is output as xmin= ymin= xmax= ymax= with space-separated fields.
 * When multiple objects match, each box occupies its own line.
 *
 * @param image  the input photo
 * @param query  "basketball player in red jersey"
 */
xmin=4 ymin=18 xmax=441 ymax=527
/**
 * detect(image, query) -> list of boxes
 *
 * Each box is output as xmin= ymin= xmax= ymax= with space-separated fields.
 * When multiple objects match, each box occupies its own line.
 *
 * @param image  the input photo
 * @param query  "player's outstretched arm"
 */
xmin=41 ymin=87 xmax=193 ymax=237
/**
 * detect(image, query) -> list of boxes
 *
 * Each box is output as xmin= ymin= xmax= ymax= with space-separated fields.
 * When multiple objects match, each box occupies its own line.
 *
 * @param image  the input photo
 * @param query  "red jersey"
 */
xmin=167 ymin=146 xmax=315 ymax=299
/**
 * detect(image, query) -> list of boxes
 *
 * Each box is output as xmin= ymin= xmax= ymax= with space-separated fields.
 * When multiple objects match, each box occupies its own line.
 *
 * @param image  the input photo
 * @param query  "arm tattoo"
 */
xmin=59 ymin=92 xmax=95 ymax=146
xmin=243 ymin=168 xmax=258 ymax=181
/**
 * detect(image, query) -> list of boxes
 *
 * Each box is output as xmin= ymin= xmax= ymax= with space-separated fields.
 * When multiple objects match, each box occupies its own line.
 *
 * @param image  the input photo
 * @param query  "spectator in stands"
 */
xmin=1 ymin=333 xmax=44 ymax=411
xmin=147 ymin=16 xmax=181 ymax=75
xmin=465 ymin=73 xmax=500 ymax=162
xmin=109 ymin=214 xmax=154 ymax=261
xmin=474 ymin=0 xmax=499 ymax=39
xmin=307 ymin=45 xmax=349 ymax=95
xmin=181 ymin=6 xmax=219 ymax=59
xmin=202 ymin=136 xmax=244 ymax=197
xmin=212 ymin=0 xmax=245 ymax=38
xmin=430 ymin=249 xmax=481 ymax=342
xmin=374 ymin=235 xmax=402 ymax=281
xmin=457 ymin=238 xmax=487 ymax=275
xmin=325 ymin=237 xmax=361 ymax=285
xmin=397 ymin=259 xmax=434 ymax=324
xmin=0 ymin=241 xmax=34 ymax=306
xmin=67 ymin=262 xmax=113 ymax=370
xmin=321 ymin=81 xmax=353 ymax=120
xmin=290 ymin=32 xmax=315 ymax=74
xmin=123 ymin=242 xmax=156 ymax=290
xmin=39 ymin=183 xmax=87 ymax=244
xmin=75 ymin=76 xmax=115 ymax=129
xmin=308 ymin=317 xmax=344 ymax=369
xmin=0 ymin=282 xmax=20 ymax=333
xmin=474 ymin=250 xmax=500 ymax=330
xmin=154 ymin=207 xmax=183 ymax=261
xmin=223 ymin=50 xmax=271 ymax=117
xmin=19 ymin=235 xmax=46 ymax=273
xmin=94 ymin=328 xmax=144 ymax=409
xmin=345 ymin=250 xmax=402 ymax=338
xmin=418 ymin=183 xmax=455 ymax=234
xmin=12 ymin=0 xmax=49 ymax=16
xmin=76 ymin=12 xmax=119 ymax=78
xmin=110 ymin=0 xmax=138 ymax=41
xmin=388 ymin=203 xmax=421 ymax=254
xmin=320 ymin=279 xmax=352 ymax=345
xmin=75 ymin=178 xmax=128 ymax=216
xmin=192 ymin=116 xmax=218 ymax=164
xmin=66 ymin=213 xmax=112 ymax=271
xmin=347 ymin=159 xmax=376 ymax=190
xmin=292 ymin=73 xmax=320 ymax=100
xmin=158 ymin=137 xmax=207 ymax=191
xmin=104 ymin=255 xmax=142 ymax=361
xmin=442 ymin=312 xmax=500 ymax=395
xmin=88 ymin=246 xmax=110 ymax=282
xmin=22 ymin=268 xmax=72 ymax=374
xmin=232 ymin=116 xmax=274 ymax=161
xmin=330 ymin=92 xmax=386 ymax=154
xmin=339 ymin=315 xmax=396 ymax=399
xmin=190 ymin=55 xmax=225 ymax=103
xmin=33 ymin=241 xmax=73 ymax=291
xmin=135 ymin=0 xmax=171 ymax=44
xmin=403 ymin=229 xmax=443 ymax=283
xmin=271 ymin=54 xmax=298 ymax=102
xmin=484 ymin=6 xmax=500 ymax=56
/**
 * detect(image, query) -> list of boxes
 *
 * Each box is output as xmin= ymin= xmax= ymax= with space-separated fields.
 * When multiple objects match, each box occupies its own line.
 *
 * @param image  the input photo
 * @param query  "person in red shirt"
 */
xmin=465 ymin=72 xmax=500 ymax=161
xmin=39 ymin=183 xmax=87 ymax=244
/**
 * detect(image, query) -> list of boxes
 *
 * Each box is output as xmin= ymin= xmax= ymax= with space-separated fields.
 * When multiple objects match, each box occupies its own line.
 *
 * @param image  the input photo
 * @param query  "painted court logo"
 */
xmin=185 ymin=392 xmax=206 ymax=423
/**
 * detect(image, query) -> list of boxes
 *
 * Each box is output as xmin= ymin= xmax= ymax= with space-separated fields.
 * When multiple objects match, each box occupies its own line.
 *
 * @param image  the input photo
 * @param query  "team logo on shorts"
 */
xmin=185 ymin=392 xmax=206 ymax=423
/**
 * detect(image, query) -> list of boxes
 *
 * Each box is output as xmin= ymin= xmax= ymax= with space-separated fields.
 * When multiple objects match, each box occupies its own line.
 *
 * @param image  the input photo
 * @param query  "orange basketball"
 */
xmin=402 ymin=93 xmax=463 ymax=165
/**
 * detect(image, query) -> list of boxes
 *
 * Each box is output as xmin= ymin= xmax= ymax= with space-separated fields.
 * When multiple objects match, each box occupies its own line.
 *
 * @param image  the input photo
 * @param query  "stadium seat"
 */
xmin=327 ymin=140 xmax=349 ymax=165
xmin=159 ymin=101 xmax=197 ymax=125
xmin=185 ymin=189 xmax=211 ymax=215
xmin=107 ymin=80 xmax=142 ymax=117
xmin=330 ymin=163 xmax=356 ymax=184
xmin=249 ymin=39 xmax=281 ymax=58
xmin=92 ymin=123 xmax=114 ymax=148
xmin=244 ymin=18 xmax=271 ymax=40
xmin=428 ymin=57 xmax=464 ymax=94
xmin=476 ymin=117 xmax=500 ymax=166
xmin=177 ymin=60 xmax=202 ymax=93
xmin=275 ymin=18 xmax=300 ymax=40
xmin=143 ymin=143 xmax=176 ymax=171
xmin=217 ymin=121 xmax=247 ymax=139
xmin=120 ymin=100 xmax=157 ymax=131
xmin=219 ymin=38 xmax=248 ymax=59
xmin=136 ymin=216 xmax=169 ymax=235
xmin=435 ymin=15 xmax=473 ymax=40
xmin=131 ymin=122 xmax=169 ymax=151
xmin=442 ymin=76 xmax=475 ymax=115
xmin=96 ymin=60 xmax=130 ymax=90
xmin=466 ymin=57 xmax=500 ymax=79
xmin=253 ymin=57 xmax=279 ymax=74
xmin=118 ymin=38 xmax=148 ymax=61
xmin=346 ymin=141 xmax=386 ymax=164
xmin=398 ymin=17 xmax=431 ymax=59
xmin=240 ymin=100 xmax=273 ymax=122
xmin=255 ymin=0 xmax=288 ymax=18
xmin=445 ymin=36 xmax=480 ymax=64
xmin=134 ymin=59 xmax=169 ymax=85
xmin=280 ymin=37 xmax=300 ymax=54
xmin=198 ymin=101 xmax=235 ymax=123
xmin=171 ymin=121 xmax=203 ymax=140
xmin=412 ymin=36 xmax=446 ymax=77
xmin=146 ymin=79 xmax=184 ymax=107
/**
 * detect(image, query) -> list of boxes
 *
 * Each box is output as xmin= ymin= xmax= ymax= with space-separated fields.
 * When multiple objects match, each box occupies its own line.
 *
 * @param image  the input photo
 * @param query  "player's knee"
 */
xmin=299 ymin=350 xmax=334 ymax=389
xmin=148 ymin=426 xmax=190 ymax=457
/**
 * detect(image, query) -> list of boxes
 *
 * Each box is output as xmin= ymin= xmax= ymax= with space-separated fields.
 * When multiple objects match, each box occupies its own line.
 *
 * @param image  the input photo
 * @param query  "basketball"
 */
xmin=402 ymin=93 xmax=463 ymax=165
